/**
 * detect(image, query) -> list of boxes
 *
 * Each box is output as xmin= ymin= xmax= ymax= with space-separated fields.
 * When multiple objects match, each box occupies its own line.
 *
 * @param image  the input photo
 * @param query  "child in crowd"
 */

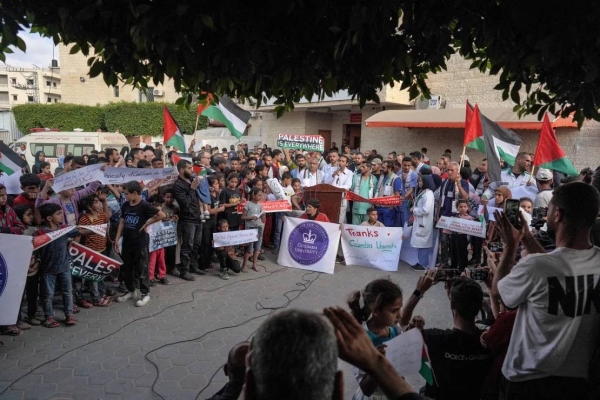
xmin=219 ymin=173 xmax=242 ymax=231
xmin=35 ymin=203 xmax=81 ymax=328
xmin=213 ymin=219 xmax=242 ymax=280
xmin=362 ymin=207 xmax=385 ymax=227
xmin=161 ymin=189 xmax=179 ymax=275
xmin=200 ymin=176 xmax=225 ymax=270
xmin=519 ymin=197 xmax=533 ymax=215
xmin=78 ymin=193 xmax=112 ymax=306
xmin=15 ymin=205 xmax=41 ymax=328
xmin=347 ymin=278 xmax=425 ymax=399
xmin=36 ymin=178 xmax=101 ymax=226
xmin=37 ymin=161 xmax=53 ymax=181
xmin=147 ymin=195 xmax=170 ymax=287
xmin=290 ymin=178 xmax=305 ymax=217
xmin=13 ymin=173 xmax=41 ymax=209
xmin=114 ymin=181 xmax=165 ymax=307
xmin=241 ymin=188 xmax=265 ymax=272
xmin=450 ymin=199 xmax=475 ymax=272
xmin=239 ymin=168 xmax=256 ymax=200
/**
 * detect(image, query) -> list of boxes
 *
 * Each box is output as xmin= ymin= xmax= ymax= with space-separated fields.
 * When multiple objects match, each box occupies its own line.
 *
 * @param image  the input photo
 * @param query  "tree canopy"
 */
xmin=1 ymin=1 xmax=599 ymax=125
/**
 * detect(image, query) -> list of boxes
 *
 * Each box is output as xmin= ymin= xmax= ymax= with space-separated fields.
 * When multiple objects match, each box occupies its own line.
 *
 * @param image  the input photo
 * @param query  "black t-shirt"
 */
xmin=209 ymin=194 xmax=220 ymax=225
xmin=219 ymin=187 xmax=241 ymax=227
xmin=121 ymin=200 xmax=159 ymax=246
xmin=423 ymin=328 xmax=491 ymax=400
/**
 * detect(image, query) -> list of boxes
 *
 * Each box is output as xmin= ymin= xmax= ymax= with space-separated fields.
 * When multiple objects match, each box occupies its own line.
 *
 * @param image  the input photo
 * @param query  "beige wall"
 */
xmin=58 ymin=45 xmax=180 ymax=105
xmin=0 ymin=67 xmax=61 ymax=108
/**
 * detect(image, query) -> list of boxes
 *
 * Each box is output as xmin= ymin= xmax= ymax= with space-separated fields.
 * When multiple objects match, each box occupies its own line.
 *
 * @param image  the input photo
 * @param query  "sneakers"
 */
xmin=22 ymin=316 xmax=41 ymax=326
xmin=171 ymin=266 xmax=180 ymax=277
xmin=219 ymin=269 xmax=229 ymax=280
xmin=159 ymin=277 xmax=170 ymax=285
xmin=180 ymin=272 xmax=196 ymax=281
xmin=118 ymin=281 xmax=128 ymax=293
xmin=149 ymin=280 xmax=157 ymax=287
xmin=410 ymin=264 xmax=427 ymax=271
xmin=136 ymin=294 xmax=150 ymax=307
xmin=117 ymin=291 xmax=135 ymax=302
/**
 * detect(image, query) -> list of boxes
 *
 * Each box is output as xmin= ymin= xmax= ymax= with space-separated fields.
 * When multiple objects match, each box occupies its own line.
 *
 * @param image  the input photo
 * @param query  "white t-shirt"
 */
xmin=498 ymin=246 xmax=600 ymax=381
xmin=534 ymin=189 xmax=553 ymax=208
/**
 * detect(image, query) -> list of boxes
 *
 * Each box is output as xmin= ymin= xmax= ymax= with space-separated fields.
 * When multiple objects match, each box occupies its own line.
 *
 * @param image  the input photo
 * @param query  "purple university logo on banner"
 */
xmin=0 ymin=252 xmax=7 ymax=297
xmin=288 ymin=221 xmax=329 ymax=265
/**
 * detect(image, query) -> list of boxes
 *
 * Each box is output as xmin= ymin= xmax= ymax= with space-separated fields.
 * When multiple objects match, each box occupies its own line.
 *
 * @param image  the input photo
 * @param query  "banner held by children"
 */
xmin=341 ymin=224 xmax=403 ymax=271
xmin=69 ymin=242 xmax=122 ymax=283
xmin=32 ymin=224 xmax=108 ymax=250
xmin=277 ymin=217 xmax=341 ymax=274
xmin=436 ymin=216 xmax=487 ymax=238
xmin=0 ymin=234 xmax=35 ymax=325
xmin=276 ymin=134 xmax=324 ymax=152
xmin=345 ymin=191 xmax=403 ymax=206
xmin=237 ymin=199 xmax=292 ymax=214
xmin=213 ymin=229 xmax=259 ymax=247
xmin=147 ymin=221 xmax=178 ymax=252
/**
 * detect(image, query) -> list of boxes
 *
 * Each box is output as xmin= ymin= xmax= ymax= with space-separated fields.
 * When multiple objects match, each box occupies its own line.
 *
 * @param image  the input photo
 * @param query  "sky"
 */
xmin=3 ymin=31 xmax=59 ymax=69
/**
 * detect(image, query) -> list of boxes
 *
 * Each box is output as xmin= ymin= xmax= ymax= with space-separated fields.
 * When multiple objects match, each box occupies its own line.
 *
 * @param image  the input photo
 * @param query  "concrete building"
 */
xmin=58 ymin=45 xmax=180 ymax=105
xmin=0 ymin=64 xmax=61 ymax=109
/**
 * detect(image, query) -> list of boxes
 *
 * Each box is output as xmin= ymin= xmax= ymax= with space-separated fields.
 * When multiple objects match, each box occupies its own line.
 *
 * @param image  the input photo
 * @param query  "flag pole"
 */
xmin=459 ymin=146 xmax=466 ymax=168
xmin=194 ymin=114 xmax=200 ymax=133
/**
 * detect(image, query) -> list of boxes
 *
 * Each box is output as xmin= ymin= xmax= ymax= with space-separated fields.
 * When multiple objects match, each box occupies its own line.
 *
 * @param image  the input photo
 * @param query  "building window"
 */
xmin=12 ymin=95 xmax=17 ymax=101
xmin=10 ymin=78 xmax=16 ymax=85
xmin=47 ymin=97 xmax=52 ymax=103
xmin=54 ymin=99 xmax=58 ymax=103
xmin=27 ymin=79 xmax=34 ymax=85
xmin=46 ymin=81 xmax=51 ymax=87
xmin=53 ymin=82 xmax=57 ymax=88
xmin=113 ymin=86 xmax=119 ymax=98
xmin=28 ymin=96 xmax=34 ymax=102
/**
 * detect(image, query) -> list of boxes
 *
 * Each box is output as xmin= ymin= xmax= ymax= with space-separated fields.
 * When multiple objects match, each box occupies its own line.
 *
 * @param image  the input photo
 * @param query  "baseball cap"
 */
xmin=536 ymin=168 xmax=553 ymax=181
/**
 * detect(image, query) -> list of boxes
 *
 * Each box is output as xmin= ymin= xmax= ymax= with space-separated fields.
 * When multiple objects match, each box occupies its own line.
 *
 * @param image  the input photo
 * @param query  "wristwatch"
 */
xmin=413 ymin=289 xmax=423 ymax=299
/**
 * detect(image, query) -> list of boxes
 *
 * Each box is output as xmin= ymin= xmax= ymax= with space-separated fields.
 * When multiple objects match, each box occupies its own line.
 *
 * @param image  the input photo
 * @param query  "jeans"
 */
xmin=246 ymin=226 xmax=264 ymax=254
xmin=376 ymin=206 xmax=395 ymax=227
xmin=179 ymin=221 xmax=202 ymax=274
xmin=417 ymin=248 xmax=431 ymax=268
xmin=217 ymin=249 xmax=241 ymax=273
xmin=42 ymin=271 xmax=74 ymax=318
xmin=21 ymin=274 xmax=40 ymax=320
xmin=90 ymin=280 xmax=106 ymax=303
xmin=199 ymin=219 xmax=215 ymax=268
xmin=121 ymin=243 xmax=150 ymax=295
xmin=450 ymin=233 xmax=469 ymax=271
xmin=439 ymin=231 xmax=451 ymax=266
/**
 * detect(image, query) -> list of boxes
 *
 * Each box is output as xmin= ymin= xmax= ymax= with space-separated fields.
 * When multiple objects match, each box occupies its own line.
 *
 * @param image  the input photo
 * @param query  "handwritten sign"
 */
xmin=236 ymin=200 xmax=292 ymax=214
xmin=276 ymin=134 xmax=324 ymax=152
xmin=144 ymin=170 xmax=178 ymax=188
xmin=69 ymin=242 xmax=122 ymax=283
xmin=52 ymin=164 xmax=104 ymax=192
xmin=385 ymin=328 xmax=424 ymax=376
xmin=345 ymin=191 xmax=403 ymax=206
xmin=340 ymin=224 xmax=403 ymax=271
xmin=213 ymin=229 xmax=259 ymax=247
xmin=147 ymin=221 xmax=178 ymax=252
xmin=436 ymin=216 xmax=487 ymax=238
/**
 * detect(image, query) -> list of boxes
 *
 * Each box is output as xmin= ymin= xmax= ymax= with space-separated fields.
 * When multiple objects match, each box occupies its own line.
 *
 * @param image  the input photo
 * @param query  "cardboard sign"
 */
xmin=52 ymin=164 xmax=104 ymax=192
xmin=213 ymin=229 xmax=259 ymax=247
xmin=341 ymin=224 xmax=403 ymax=271
xmin=436 ymin=216 xmax=487 ymax=238
xmin=276 ymin=134 xmax=324 ymax=152
xmin=345 ymin=191 xmax=403 ymax=206
xmin=147 ymin=221 xmax=178 ymax=252
xmin=385 ymin=328 xmax=425 ymax=376
xmin=69 ymin=242 xmax=122 ymax=283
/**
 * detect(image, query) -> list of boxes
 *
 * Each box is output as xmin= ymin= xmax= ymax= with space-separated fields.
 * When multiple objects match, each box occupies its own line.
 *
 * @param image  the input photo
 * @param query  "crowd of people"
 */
xmin=1 ymin=138 xmax=600 ymax=400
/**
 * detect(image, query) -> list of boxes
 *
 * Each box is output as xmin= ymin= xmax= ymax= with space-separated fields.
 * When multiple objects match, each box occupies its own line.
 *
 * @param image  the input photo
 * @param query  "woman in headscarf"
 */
xmin=300 ymin=198 xmax=330 ymax=222
xmin=31 ymin=151 xmax=45 ymax=174
xmin=486 ymin=186 xmax=513 ymax=250
xmin=410 ymin=174 xmax=436 ymax=270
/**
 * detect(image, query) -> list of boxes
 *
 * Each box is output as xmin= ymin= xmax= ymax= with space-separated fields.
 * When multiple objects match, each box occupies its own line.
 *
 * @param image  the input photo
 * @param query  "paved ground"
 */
xmin=0 ymin=254 xmax=453 ymax=400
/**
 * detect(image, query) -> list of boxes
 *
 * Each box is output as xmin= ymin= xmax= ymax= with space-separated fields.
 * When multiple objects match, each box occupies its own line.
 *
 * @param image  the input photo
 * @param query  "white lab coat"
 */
xmin=411 ymin=189 xmax=434 ymax=248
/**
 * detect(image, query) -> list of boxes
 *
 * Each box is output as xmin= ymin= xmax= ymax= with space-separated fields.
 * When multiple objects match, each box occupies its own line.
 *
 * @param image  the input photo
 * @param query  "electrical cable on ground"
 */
xmin=0 ymin=264 xmax=313 ymax=399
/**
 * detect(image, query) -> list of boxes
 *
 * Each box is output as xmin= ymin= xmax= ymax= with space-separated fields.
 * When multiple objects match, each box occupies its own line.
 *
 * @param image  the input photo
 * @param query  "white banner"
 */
xmin=213 ymin=229 xmax=258 ymax=247
xmin=79 ymin=224 xmax=107 ymax=237
xmin=277 ymin=217 xmax=341 ymax=274
xmin=147 ymin=221 xmax=178 ymax=252
xmin=341 ymin=224 xmax=402 ymax=271
xmin=0 ymin=169 xmax=23 ymax=194
xmin=400 ymin=225 xmax=440 ymax=269
xmin=436 ymin=216 xmax=487 ymax=238
xmin=52 ymin=164 xmax=177 ymax=192
xmin=385 ymin=328 xmax=424 ymax=376
xmin=0 ymin=234 xmax=34 ymax=325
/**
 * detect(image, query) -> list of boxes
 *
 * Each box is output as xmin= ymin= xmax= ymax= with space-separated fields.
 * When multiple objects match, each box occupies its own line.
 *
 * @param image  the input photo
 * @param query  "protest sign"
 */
xmin=144 ymin=170 xmax=178 ymax=188
xmin=277 ymin=217 xmax=340 ymax=274
xmin=345 ymin=191 xmax=403 ymax=206
xmin=213 ymin=229 xmax=258 ymax=247
xmin=341 ymin=224 xmax=403 ymax=271
xmin=0 ymin=169 xmax=23 ymax=194
xmin=79 ymin=224 xmax=107 ymax=237
xmin=32 ymin=226 xmax=76 ymax=249
xmin=477 ymin=205 xmax=503 ymax=221
xmin=101 ymin=167 xmax=176 ymax=185
xmin=69 ymin=242 xmax=122 ymax=283
xmin=236 ymin=199 xmax=292 ymax=214
xmin=385 ymin=328 xmax=425 ymax=377
xmin=0 ymin=234 xmax=34 ymax=325
xmin=436 ymin=216 xmax=487 ymax=238
xmin=147 ymin=220 xmax=178 ymax=252
xmin=276 ymin=134 xmax=324 ymax=152
xmin=52 ymin=164 xmax=104 ymax=192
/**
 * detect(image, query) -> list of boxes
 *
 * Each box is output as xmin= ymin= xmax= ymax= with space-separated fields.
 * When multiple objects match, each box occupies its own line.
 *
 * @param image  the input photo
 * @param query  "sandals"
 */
xmin=93 ymin=296 xmax=113 ymax=307
xmin=72 ymin=305 xmax=80 ymax=314
xmin=42 ymin=318 xmax=60 ymax=328
xmin=65 ymin=315 xmax=77 ymax=326
xmin=1 ymin=325 xmax=23 ymax=336
xmin=78 ymin=300 xmax=94 ymax=309
xmin=104 ymin=289 xmax=117 ymax=296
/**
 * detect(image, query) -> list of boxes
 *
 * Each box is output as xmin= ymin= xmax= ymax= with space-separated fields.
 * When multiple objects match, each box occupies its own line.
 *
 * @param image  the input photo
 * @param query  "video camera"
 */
xmin=531 ymin=207 xmax=547 ymax=230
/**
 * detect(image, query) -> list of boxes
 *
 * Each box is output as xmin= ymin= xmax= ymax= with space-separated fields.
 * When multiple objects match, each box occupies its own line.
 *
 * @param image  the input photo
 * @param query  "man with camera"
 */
xmin=492 ymin=182 xmax=600 ymax=400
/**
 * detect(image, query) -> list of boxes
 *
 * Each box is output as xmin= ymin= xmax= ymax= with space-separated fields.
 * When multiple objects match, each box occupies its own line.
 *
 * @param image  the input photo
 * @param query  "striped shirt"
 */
xmin=78 ymin=212 xmax=108 ymax=253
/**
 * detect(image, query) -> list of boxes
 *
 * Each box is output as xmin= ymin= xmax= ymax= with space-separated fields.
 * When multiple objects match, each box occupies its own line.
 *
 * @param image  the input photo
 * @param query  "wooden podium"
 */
xmin=302 ymin=184 xmax=345 ymax=223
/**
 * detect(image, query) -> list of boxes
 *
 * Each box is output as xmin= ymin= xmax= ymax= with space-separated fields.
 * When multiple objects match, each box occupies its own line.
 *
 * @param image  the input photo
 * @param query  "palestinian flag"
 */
xmin=419 ymin=345 xmax=434 ymax=386
xmin=163 ymin=105 xmax=186 ymax=151
xmin=172 ymin=152 xmax=204 ymax=175
xmin=0 ymin=141 xmax=24 ymax=176
xmin=201 ymin=95 xmax=251 ymax=139
xmin=196 ymin=92 xmax=213 ymax=115
xmin=464 ymin=101 xmax=485 ymax=153
xmin=533 ymin=113 xmax=578 ymax=176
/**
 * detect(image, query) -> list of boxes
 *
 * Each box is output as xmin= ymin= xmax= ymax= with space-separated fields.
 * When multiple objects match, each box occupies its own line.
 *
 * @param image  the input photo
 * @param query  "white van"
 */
xmin=21 ymin=131 xmax=130 ymax=173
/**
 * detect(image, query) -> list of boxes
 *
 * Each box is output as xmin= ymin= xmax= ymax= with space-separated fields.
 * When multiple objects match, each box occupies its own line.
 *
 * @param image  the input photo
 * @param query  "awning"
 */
xmin=365 ymin=108 xmax=577 ymax=129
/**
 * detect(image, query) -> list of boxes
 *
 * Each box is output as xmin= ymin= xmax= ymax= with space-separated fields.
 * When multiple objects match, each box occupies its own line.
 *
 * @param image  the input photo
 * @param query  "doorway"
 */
xmin=319 ymin=130 xmax=332 ymax=152
xmin=345 ymin=125 xmax=361 ymax=150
